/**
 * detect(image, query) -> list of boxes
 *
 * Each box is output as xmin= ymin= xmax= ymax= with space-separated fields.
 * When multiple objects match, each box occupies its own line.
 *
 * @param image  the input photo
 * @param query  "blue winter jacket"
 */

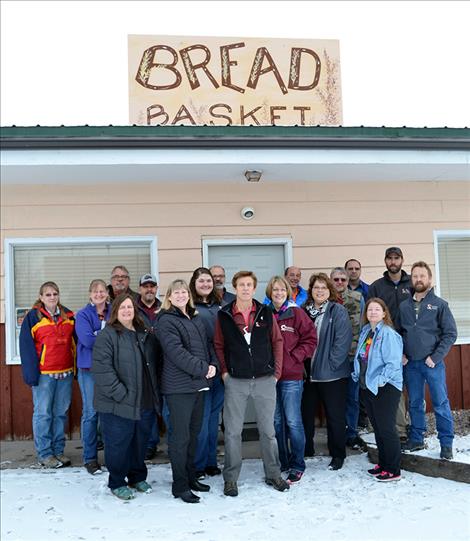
xmin=263 ymin=285 xmax=308 ymax=308
xmin=352 ymin=322 xmax=403 ymax=395
xmin=75 ymin=303 xmax=111 ymax=369
xmin=398 ymin=288 xmax=457 ymax=364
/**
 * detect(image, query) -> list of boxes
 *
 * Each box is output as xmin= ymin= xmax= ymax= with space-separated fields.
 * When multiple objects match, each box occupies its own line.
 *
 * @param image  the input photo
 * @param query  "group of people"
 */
xmin=19 ymin=248 xmax=458 ymax=502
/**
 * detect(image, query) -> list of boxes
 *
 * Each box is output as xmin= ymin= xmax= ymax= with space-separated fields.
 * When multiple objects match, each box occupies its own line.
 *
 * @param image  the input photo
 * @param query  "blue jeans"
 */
xmin=32 ymin=374 xmax=73 ymax=460
xmin=100 ymin=409 xmax=154 ymax=490
xmin=404 ymin=359 xmax=454 ymax=447
xmin=78 ymin=369 xmax=98 ymax=463
xmin=194 ymin=376 xmax=224 ymax=471
xmin=146 ymin=415 xmax=160 ymax=449
xmin=274 ymin=380 xmax=305 ymax=473
xmin=345 ymin=376 xmax=360 ymax=439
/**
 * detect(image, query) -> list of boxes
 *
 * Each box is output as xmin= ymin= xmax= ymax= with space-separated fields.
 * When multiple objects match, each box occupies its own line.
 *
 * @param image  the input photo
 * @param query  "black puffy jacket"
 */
xmin=156 ymin=307 xmax=218 ymax=395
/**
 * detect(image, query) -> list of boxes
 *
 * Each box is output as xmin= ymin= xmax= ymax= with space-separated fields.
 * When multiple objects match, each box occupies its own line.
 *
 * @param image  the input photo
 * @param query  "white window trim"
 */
xmin=202 ymin=237 xmax=293 ymax=269
xmin=4 ymin=236 xmax=157 ymax=365
xmin=433 ymin=229 xmax=470 ymax=345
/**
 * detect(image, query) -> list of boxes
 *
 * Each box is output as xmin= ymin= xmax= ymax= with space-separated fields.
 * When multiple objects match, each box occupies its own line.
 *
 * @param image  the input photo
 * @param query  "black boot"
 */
xmin=174 ymin=490 xmax=200 ymax=503
xmin=189 ymin=479 xmax=210 ymax=492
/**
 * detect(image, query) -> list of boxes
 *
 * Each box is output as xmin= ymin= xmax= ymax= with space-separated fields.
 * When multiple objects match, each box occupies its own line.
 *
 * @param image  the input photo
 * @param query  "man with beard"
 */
xmin=398 ymin=261 xmax=457 ymax=459
xmin=136 ymin=274 xmax=163 ymax=460
xmin=367 ymin=247 xmax=412 ymax=441
xmin=136 ymin=274 xmax=161 ymax=334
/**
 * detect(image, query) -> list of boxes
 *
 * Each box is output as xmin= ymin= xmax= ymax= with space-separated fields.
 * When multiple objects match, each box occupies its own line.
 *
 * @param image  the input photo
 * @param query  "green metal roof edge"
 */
xmin=1 ymin=125 xmax=470 ymax=140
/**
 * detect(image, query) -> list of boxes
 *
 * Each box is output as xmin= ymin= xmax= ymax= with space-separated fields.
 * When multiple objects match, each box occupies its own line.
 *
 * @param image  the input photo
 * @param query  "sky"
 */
xmin=1 ymin=0 xmax=470 ymax=128
xmin=2 ymin=439 xmax=470 ymax=541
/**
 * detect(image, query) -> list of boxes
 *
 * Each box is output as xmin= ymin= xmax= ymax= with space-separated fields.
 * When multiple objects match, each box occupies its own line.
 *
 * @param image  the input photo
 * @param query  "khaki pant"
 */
xmin=223 ymin=375 xmax=281 ymax=482
xmin=395 ymin=392 xmax=408 ymax=438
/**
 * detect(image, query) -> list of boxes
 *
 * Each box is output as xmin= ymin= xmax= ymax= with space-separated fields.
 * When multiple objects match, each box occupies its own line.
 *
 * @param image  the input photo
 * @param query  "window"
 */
xmin=434 ymin=230 xmax=470 ymax=344
xmin=4 ymin=236 xmax=157 ymax=364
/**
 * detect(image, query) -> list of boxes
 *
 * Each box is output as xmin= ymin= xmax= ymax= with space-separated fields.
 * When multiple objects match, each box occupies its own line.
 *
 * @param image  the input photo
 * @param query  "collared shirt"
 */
xmin=348 ymin=280 xmax=369 ymax=301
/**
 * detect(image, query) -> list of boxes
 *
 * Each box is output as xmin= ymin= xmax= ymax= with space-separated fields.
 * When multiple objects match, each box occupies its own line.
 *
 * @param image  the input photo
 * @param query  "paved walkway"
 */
xmin=0 ymin=429 xmax=332 ymax=470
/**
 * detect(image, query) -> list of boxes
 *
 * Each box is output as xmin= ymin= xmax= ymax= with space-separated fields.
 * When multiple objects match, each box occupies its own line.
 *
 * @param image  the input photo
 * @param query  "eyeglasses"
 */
xmin=111 ymin=274 xmax=129 ymax=280
xmin=333 ymin=278 xmax=347 ymax=282
xmin=272 ymin=288 xmax=287 ymax=293
xmin=43 ymin=292 xmax=59 ymax=297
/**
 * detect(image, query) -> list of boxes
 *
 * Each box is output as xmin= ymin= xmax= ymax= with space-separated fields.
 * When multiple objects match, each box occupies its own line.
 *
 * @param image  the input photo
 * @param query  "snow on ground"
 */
xmin=362 ymin=433 xmax=470 ymax=464
xmin=1 ymin=452 xmax=469 ymax=541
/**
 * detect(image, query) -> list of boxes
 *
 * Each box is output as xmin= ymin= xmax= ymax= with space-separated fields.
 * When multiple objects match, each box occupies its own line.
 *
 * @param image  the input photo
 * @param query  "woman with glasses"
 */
xmin=265 ymin=275 xmax=317 ymax=483
xmin=301 ymin=273 xmax=353 ymax=470
xmin=19 ymin=281 xmax=76 ymax=468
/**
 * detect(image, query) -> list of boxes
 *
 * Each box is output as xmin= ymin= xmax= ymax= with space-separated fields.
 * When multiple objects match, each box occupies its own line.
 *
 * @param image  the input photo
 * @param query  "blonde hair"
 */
xmin=161 ymin=279 xmax=195 ymax=314
xmin=265 ymin=275 xmax=292 ymax=301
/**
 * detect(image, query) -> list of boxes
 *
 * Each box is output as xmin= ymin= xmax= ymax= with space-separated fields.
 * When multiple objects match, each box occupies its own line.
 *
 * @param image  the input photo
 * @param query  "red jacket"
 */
xmin=274 ymin=304 xmax=317 ymax=381
xmin=20 ymin=306 xmax=76 ymax=385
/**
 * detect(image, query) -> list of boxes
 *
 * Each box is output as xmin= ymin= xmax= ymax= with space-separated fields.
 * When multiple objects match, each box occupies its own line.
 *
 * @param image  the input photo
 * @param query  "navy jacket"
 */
xmin=398 ymin=288 xmax=457 ymax=364
xmin=304 ymin=301 xmax=352 ymax=381
xmin=367 ymin=270 xmax=412 ymax=326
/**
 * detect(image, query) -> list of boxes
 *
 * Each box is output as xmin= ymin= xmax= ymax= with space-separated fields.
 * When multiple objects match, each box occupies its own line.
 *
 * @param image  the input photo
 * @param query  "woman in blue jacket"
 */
xmin=353 ymin=297 xmax=403 ymax=482
xmin=75 ymin=279 xmax=111 ymax=475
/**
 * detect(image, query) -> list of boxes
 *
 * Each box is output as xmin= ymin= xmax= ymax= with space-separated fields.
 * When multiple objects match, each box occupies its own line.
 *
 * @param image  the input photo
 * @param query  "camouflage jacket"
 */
xmin=339 ymin=289 xmax=362 ymax=357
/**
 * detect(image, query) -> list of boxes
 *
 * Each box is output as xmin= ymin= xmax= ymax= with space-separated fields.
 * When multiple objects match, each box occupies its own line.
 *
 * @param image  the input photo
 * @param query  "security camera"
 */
xmin=241 ymin=207 xmax=255 ymax=220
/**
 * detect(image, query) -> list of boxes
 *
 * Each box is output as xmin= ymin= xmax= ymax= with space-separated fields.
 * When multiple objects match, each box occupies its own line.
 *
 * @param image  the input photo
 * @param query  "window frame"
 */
xmin=4 ymin=235 xmax=157 ymax=364
xmin=433 ymin=229 xmax=470 ymax=345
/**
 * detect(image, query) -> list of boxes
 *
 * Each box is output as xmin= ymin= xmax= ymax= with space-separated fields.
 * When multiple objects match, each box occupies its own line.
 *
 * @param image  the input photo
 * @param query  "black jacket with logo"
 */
xmin=367 ymin=270 xmax=412 ymax=326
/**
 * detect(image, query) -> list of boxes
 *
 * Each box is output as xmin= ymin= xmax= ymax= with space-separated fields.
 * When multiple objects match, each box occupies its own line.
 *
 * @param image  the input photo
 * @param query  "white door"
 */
xmin=206 ymin=243 xmax=287 ymax=301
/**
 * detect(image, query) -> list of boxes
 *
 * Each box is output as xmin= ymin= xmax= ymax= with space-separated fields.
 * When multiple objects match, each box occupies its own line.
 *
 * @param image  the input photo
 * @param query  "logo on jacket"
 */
xmin=402 ymin=288 xmax=410 ymax=295
xmin=280 ymin=324 xmax=295 ymax=333
xmin=426 ymin=304 xmax=438 ymax=310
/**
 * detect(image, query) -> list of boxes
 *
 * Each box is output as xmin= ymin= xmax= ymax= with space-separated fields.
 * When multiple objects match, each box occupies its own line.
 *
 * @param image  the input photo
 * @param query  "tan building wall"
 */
xmin=1 ymin=178 xmax=470 ymax=321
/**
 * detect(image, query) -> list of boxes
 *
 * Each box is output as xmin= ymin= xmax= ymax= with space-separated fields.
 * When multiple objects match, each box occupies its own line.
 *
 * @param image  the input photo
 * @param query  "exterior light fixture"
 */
xmin=244 ymin=170 xmax=262 ymax=182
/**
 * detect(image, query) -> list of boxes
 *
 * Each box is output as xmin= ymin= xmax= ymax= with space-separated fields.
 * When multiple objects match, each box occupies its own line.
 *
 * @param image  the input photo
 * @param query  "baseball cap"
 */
xmin=385 ymin=246 xmax=403 ymax=258
xmin=139 ymin=273 xmax=157 ymax=286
